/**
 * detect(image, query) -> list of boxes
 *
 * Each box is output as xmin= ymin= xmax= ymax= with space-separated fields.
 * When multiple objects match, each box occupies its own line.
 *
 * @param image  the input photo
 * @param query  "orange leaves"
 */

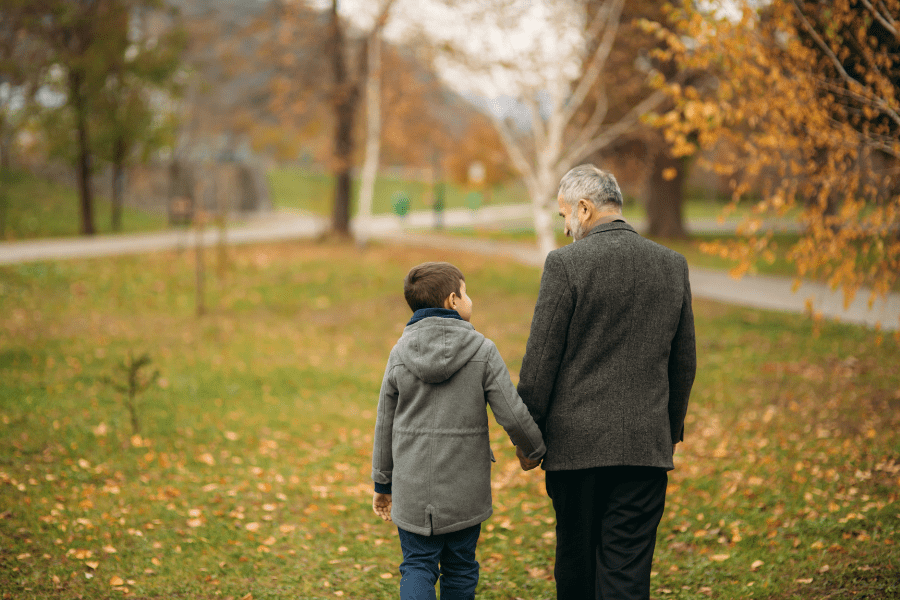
xmin=655 ymin=0 xmax=900 ymax=315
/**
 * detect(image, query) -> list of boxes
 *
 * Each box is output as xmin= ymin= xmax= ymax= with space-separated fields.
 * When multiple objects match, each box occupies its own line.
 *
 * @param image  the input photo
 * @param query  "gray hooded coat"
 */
xmin=371 ymin=316 xmax=546 ymax=536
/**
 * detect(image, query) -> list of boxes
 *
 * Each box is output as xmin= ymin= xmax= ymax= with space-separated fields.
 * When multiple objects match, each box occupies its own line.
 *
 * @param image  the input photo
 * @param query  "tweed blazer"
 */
xmin=517 ymin=220 xmax=696 ymax=471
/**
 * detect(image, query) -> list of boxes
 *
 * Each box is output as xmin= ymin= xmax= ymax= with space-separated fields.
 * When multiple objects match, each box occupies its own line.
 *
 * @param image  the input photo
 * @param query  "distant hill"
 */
xmin=165 ymin=0 xmax=502 ymax=173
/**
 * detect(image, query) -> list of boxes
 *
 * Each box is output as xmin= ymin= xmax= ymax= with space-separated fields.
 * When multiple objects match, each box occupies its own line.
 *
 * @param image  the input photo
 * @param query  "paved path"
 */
xmin=1 ymin=206 xmax=896 ymax=331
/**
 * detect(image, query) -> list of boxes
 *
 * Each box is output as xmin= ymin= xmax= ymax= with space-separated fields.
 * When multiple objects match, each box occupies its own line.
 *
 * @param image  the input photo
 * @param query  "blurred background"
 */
xmin=0 ymin=0 xmax=897 ymax=296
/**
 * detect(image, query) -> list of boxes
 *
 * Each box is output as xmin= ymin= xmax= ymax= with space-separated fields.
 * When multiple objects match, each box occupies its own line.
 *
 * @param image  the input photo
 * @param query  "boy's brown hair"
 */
xmin=404 ymin=262 xmax=465 ymax=312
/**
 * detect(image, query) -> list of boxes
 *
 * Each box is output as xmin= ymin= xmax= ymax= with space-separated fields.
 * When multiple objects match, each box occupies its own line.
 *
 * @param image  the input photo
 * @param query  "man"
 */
xmin=516 ymin=164 xmax=696 ymax=599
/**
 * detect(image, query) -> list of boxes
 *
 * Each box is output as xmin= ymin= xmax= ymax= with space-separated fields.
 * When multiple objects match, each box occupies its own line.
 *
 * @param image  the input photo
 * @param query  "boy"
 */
xmin=371 ymin=261 xmax=546 ymax=600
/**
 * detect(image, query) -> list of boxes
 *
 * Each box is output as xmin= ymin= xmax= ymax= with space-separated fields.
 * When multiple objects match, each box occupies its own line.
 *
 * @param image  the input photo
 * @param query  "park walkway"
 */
xmin=0 ymin=205 xmax=897 ymax=331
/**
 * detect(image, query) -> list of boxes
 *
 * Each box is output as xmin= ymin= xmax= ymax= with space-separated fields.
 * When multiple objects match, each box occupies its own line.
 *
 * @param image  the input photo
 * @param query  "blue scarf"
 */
xmin=406 ymin=307 xmax=463 ymax=326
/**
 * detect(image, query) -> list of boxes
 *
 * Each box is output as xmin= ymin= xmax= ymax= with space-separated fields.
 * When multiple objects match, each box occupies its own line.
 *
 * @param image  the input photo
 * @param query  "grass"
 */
xmin=1 ymin=234 xmax=898 ymax=599
xmin=267 ymin=167 xmax=529 ymax=216
xmin=0 ymin=168 xmax=168 ymax=241
xmin=428 ymin=225 xmax=817 ymax=281
xmin=266 ymin=167 xmax=750 ymax=222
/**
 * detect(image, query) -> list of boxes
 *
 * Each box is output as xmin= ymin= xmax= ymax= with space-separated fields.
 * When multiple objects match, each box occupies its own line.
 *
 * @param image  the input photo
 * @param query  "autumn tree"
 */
xmin=418 ymin=0 xmax=670 ymax=256
xmin=92 ymin=2 xmax=183 ymax=231
xmin=0 ymin=0 xmax=47 ymax=170
xmin=656 ymin=0 xmax=900 ymax=317
xmin=35 ymin=0 xmax=123 ymax=235
xmin=591 ymin=0 xmax=698 ymax=238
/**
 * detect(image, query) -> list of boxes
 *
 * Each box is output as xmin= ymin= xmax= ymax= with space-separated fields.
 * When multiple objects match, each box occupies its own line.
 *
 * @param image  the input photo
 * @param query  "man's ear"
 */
xmin=578 ymin=198 xmax=593 ymax=218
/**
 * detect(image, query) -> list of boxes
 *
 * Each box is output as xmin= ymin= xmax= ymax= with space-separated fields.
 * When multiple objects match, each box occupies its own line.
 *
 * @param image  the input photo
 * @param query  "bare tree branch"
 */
xmin=523 ymin=91 xmax=548 ymax=159
xmin=561 ymin=87 xmax=667 ymax=170
xmin=489 ymin=111 xmax=535 ymax=181
xmin=568 ymin=89 xmax=609 ymax=162
xmin=860 ymin=0 xmax=898 ymax=40
xmin=560 ymin=0 xmax=625 ymax=127
xmin=791 ymin=0 xmax=900 ymax=131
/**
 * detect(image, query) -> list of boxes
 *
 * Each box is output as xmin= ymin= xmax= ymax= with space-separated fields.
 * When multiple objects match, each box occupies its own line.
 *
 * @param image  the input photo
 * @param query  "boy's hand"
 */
xmin=516 ymin=446 xmax=542 ymax=471
xmin=372 ymin=493 xmax=392 ymax=522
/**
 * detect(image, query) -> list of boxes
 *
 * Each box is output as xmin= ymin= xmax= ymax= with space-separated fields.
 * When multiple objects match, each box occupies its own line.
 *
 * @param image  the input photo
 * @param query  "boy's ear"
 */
xmin=443 ymin=292 xmax=457 ymax=310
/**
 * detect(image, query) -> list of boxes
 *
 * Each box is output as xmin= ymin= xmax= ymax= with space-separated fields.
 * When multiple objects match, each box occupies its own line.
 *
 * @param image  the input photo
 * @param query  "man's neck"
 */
xmin=585 ymin=211 xmax=624 ymax=231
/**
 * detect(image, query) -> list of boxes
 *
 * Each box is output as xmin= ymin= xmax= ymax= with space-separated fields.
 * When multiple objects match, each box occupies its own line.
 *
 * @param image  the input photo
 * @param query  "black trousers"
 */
xmin=545 ymin=466 xmax=668 ymax=600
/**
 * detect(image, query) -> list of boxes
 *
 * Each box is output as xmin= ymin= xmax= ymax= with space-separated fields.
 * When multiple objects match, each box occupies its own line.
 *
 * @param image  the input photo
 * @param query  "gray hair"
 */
xmin=558 ymin=164 xmax=623 ymax=210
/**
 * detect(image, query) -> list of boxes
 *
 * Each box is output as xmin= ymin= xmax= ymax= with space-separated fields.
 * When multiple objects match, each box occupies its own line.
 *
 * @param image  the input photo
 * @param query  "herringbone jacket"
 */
xmin=517 ymin=220 xmax=696 ymax=471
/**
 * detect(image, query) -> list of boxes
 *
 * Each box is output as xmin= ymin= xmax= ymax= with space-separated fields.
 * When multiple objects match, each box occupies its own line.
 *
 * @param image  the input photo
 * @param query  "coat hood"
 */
xmin=396 ymin=317 xmax=486 ymax=384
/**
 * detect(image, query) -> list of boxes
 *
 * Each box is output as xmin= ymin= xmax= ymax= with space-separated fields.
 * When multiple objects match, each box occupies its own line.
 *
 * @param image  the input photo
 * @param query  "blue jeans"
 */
xmin=396 ymin=523 xmax=481 ymax=600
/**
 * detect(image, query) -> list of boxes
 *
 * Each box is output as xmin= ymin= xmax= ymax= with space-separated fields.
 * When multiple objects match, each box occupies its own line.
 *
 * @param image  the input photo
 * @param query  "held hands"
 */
xmin=516 ymin=446 xmax=542 ymax=471
xmin=372 ymin=492 xmax=392 ymax=522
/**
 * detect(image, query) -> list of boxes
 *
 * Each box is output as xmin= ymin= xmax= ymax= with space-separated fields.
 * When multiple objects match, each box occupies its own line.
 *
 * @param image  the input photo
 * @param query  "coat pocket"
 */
xmin=489 ymin=447 xmax=496 ymax=463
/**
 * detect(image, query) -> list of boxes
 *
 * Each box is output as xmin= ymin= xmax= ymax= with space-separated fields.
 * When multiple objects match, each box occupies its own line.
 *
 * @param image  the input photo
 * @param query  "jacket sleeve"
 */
xmin=484 ymin=343 xmax=546 ymax=461
xmin=517 ymin=251 xmax=574 ymax=430
xmin=371 ymin=360 xmax=399 ymax=492
xmin=668 ymin=258 xmax=696 ymax=443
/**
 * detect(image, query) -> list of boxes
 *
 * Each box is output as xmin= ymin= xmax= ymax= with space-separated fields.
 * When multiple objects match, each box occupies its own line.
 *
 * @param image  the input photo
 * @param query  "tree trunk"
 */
xmin=329 ymin=0 xmax=357 ymax=237
xmin=0 ymin=112 xmax=10 ymax=170
xmin=70 ymin=69 xmax=95 ymax=236
xmin=111 ymin=137 xmax=125 ymax=232
xmin=646 ymin=149 xmax=687 ymax=238
xmin=357 ymin=32 xmax=381 ymax=227
xmin=528 ymin=171 xmax=559 ymax=260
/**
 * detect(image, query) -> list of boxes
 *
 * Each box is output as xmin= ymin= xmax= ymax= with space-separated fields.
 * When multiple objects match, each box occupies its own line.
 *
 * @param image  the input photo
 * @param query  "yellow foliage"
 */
xmin=656 ymin=0 xmax=900 ymax=313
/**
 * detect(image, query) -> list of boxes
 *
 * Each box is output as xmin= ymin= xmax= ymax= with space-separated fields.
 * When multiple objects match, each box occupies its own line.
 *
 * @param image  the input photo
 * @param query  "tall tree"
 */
xmin=659 ymin=0 xmax=900 ymax=313
xmin=422 ymin=0 xmax=671 ymax=256
xmin=579 ymin=0 xmax=694 ymax=238
xmin=0 ymin=0 xmax=46 ymax=170
xmin=325 ymin=0 xmax=395 ymax=236
xmin=92 ymin=2 xmax=183 ymax=231
xmin=36 ymin=0 xmax=133 ymax=235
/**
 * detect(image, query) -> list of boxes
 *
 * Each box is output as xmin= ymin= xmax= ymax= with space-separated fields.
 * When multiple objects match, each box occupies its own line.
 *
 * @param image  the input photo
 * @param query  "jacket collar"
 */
xmin=584 ymin=216 xmax=635 ymax=238
xmin=406 ymin=307 xmax=463 ymax=326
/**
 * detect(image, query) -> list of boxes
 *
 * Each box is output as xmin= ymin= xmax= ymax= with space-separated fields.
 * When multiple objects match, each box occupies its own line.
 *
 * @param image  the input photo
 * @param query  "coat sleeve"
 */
xmin=484 ymin=342 xmax=546 ymax=461
xmin=517 ymin=251 xmax=574 ymax=430
xmin=371 ymin=360 xmax=399 ymax=491
xmin=668 ymin=258 xmax=696 ymax=443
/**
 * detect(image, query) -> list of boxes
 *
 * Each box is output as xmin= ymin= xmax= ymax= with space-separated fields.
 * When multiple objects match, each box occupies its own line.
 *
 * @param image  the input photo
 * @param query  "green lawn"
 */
xmin=266 ymin=167 xmax=746 ymax=221
xmin=1 ymin=234 xmax=898 ymax=599
xmin=0 ymin=168 xmax=168 ymax=241
xmin=267 ymin=168 xmax=528 ymax=216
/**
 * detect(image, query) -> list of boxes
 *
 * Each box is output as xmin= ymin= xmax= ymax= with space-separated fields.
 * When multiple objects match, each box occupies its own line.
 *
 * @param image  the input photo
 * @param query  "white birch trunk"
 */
xmin=531 ymin=166 xmax=560 ymax=260
xmin=357 ymin=31 xmax=382 ymax=233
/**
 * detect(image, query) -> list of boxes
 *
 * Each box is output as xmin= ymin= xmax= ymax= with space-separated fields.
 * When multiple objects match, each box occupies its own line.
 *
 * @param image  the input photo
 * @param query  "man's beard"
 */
xmin=569 ymin=215 xmax=586 ymax=241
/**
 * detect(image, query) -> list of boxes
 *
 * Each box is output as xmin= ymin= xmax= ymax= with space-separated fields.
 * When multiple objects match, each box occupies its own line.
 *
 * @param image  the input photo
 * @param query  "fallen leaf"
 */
xmin=109 ymin=576 xmax=124 ymax=586
xmin=710 ymin=554 xmax=730 ymax=562
xmin=380 ymin=572 xmax=393 ymax=579
xmin=102 ymin=545 xmax=117 ymax=554
xmin=796 ymin=578 xmax=813 ymax=584
xmin=750 ymin=559 xmax=764 ymax=571
xmin=85 ymin=561 xmax=99 ymax=570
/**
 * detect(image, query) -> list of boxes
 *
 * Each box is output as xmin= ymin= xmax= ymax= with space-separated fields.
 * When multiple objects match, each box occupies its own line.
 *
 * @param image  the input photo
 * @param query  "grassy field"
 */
xmin=266 ymin=167 xmax=739 ymax=222
xmin=0 ymin=169 xmax=168 ymax=241
xmin=1 ymin=239 xmax=898 ymax=599
xmin=429 ymin=227 xmax=837 ymax=283
xmin=267 ymin=168 xmax=529 ymax=216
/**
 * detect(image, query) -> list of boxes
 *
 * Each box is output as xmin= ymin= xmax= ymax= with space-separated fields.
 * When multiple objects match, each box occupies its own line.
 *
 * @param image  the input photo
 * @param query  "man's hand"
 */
xmin=372 ymin=493 xmax=392 ymax=522
xmin=516 ymin=446 xmax=542 ymax=471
